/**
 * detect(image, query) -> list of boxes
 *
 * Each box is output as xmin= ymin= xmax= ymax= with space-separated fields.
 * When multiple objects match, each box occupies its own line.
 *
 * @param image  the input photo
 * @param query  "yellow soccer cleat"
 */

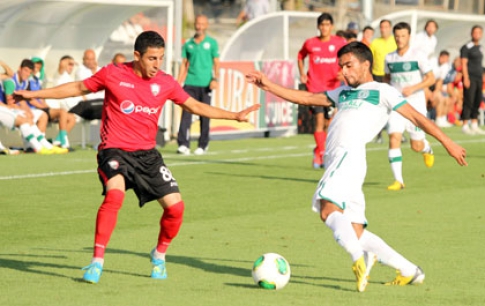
xmin=36 ymin=147 xmax=54 ymax=155
xmin=50 ymin=146 xmax=69 ymax=154
xmin=352 ymin=255 xmax=375 ymax=292
xmin=387 ymin=181 xmax=405 ymax=191
xmin=385 ymin=267 xmax=425 ymax=286
xmin=423 ymin=152 xmax=434 ymax=168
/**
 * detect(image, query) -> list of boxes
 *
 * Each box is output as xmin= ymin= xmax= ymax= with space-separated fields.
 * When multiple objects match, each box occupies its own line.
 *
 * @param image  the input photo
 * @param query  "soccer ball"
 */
xmin=252 ymin=253 xmax=291 ymax=290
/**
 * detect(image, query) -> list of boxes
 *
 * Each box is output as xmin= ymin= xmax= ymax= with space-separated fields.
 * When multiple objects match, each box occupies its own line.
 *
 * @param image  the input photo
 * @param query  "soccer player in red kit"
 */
xmin=15 ymin=31 xmax=260 ymax=284
xmin=298 ymin=13 xmax=347 ymax=169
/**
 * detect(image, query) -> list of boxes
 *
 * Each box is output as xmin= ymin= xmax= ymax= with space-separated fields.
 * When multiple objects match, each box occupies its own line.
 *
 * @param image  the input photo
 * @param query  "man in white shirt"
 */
xmin=431 ymin=50 xmax=453 ymax=127
xmin=75 ymin=49 xmax=104 ymax=101
xmin=412 ymin=19 xmax=438 ymax=59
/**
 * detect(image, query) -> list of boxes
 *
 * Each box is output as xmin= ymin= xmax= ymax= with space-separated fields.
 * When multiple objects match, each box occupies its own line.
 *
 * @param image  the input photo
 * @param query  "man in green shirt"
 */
xmin=177 ymin=14 xmax=220 ymax=156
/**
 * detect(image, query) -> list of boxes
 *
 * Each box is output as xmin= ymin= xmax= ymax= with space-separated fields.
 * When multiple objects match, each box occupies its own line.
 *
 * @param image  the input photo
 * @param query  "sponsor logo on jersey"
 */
xmin=313 ymin=56 xmax=337 ymax=64
xmin=311 ymin=47 xmax=321 ymax=52
xmin=120 ymin=100 xmax=160 ymax=115
xmin=150 ymin=84 xmax=160 ymax=96
xmin=108 ymin=159 xmax=119 ymax=170
xmin=119 ymin=81 xmax=134 ymax=88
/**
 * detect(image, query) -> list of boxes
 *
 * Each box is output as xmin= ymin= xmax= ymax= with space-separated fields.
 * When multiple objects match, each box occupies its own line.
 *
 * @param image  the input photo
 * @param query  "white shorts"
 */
xmin=387 ymin=96 xmax=427 ymax=140
xmin=31 ymin=108 xmax=45 ymax=123
xmin=312 ymin=146 xmax=368 ymax=225
xmin=0 ymin=107 xmax=25 ymax=130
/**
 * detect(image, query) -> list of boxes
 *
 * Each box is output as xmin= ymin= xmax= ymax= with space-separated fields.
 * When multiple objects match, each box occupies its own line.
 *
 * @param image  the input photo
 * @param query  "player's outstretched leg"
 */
xmin=385 ymin=267 xmax=425 ymax=286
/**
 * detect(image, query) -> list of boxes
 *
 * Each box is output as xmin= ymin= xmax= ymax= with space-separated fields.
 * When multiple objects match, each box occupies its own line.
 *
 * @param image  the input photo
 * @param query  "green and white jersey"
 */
xmin=325 ymin=82 xmax=407 ymax=149
xmin=385 ymin=48 xmax=432 ymax=105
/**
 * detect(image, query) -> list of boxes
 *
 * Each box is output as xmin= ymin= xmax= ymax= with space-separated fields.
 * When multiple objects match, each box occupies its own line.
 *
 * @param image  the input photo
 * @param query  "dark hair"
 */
xmin=380 ymin=19 xmax=392 ymax=26
xmin=134 ymin=31 xmax=165 ymax=56
xmin=424 ymin=19 xmax=438 ymax=30
xmin=336 ymin=30 xmax=346 ymax=38
xmin=337 ymin=41 xmax=373 ymax=71
xmin=363 ymin=26 xmax=374 ymax=32
xmin=471 ymin=25 xmax=483 ymax=33
xmin=317 ymin=13 xmax=333 ymax=26
xmin=393 ymin=22 xmax=411 ymax=34
xmin=20 ymin=59 xmax=34 ymax=70
xmin=344 ymin=31 xmax=357 ymax=40
xmin=60 ymin=55 xmax=73 ymax=61
xmin=439 ymin=50 xmax=450 ymax=57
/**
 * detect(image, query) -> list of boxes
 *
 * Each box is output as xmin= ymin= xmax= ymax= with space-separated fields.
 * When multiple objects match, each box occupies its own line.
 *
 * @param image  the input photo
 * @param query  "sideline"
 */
xmin=1 ymin=137 xmax=483 ymax=180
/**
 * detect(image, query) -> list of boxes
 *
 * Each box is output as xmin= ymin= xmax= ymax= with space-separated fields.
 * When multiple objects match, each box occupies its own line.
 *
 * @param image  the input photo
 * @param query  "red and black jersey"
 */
xmin=83 ymin=62 xmax=190 ymax=151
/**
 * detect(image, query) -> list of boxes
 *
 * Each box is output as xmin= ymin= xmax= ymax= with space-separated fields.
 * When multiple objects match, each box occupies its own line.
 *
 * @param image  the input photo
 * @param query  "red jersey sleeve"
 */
xmin=167 ymin=75 xmax=190 ymax=105
xmin=297 ymin=39 xmax=309 ymax=60
xmin=83 ymin=66 xmax=108 ymax=93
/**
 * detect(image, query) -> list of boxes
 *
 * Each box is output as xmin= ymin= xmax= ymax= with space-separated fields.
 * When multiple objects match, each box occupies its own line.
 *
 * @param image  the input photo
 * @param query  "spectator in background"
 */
xmin=76 ymin=49 xmax=105 ymax=102
xmin=236 ymin=0 xmax=270 ymax=26
xmin=430 ymin=50 xmax=453 ymax=127
xmin=346 ymin=21 xmax=359 ymax=36
xmin=177 ymin=14 xmax=220 ymax=156
xmin=31 ymin=57 xmax=46 ymax=88
xmin=297 ymin=13 xmax=347 ymax=169
xmin=361 ymin=26 xmax=374 ymax=47
xmin=412 ymin=19 xmax=438 ymax=60
xmin=28 ymin=58 xmax=76 ymax=149
xmin=460 ymin=25 xmax=485 ymax=135
xmin=446 ymin=56 xmax=464 ymax=126
xmin=344 ymin=31 xmax=358 ymax=43
xmin=370 ymin=19 xmax=396 ymax=82
xmin=112 ymin=53 xmax=126 ymax=65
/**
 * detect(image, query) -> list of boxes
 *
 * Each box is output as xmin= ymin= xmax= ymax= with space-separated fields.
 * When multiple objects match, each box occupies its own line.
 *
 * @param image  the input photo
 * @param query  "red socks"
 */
xmin=314 ymin=131 xmax=327 ymax=158
xmin=156 ymin=201 xmax=184 ymax=253
xmin=93 ymin=189 xmax=125 ymax=258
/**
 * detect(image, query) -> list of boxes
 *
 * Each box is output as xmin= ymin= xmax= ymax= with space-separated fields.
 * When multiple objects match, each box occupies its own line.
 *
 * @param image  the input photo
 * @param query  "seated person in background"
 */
xmin=1 ymin=59 xmax=67 ymax=154
xmin=112 ymin=53 xmax=126 ymax=65
xmin=445 ymin=57 xmax=464 ymax=125
xmin=31 ymin=57 xmax=46 ymax=88
xmin=430 ymin=50 xmax=453 ymax=127
xmin=29 ymin=60 xmax=76 ymax=149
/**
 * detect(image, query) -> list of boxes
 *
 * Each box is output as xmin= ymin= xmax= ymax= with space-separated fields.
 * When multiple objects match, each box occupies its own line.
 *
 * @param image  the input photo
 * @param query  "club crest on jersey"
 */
xmin=150 ymin=84 xmax=160 ymax=96
xmin=358 ymin=90 xmax=369 ymax=99
xmin=108 ymin=160 xmax=119 ymax=170
xmin=329 ymin=45 xmax=335 ymax=52
xmin=403 ymin=62 xmax=411 ymax=71
xmin=203 ymin=42 xmax=211 ymax=49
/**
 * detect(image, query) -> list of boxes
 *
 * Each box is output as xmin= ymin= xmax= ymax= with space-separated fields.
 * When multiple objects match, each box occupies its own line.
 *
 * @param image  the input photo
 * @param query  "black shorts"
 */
xmin=97 ymin=148 xmax=179 ymax=207
xmin=310 ymin=106 xmax=331 ymax=119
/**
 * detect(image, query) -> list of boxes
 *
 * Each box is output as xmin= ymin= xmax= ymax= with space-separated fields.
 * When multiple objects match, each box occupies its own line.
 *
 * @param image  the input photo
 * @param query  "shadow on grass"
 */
xmin=0 ymin=249 xmax=355 ymax=291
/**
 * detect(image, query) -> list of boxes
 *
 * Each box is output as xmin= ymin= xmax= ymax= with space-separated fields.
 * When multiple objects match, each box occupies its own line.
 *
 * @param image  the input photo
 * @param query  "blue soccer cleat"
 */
xmin=82 ymin=262 xmax=103 ymax=284
xmin=150 ymin=250 xmax=167 ymax=280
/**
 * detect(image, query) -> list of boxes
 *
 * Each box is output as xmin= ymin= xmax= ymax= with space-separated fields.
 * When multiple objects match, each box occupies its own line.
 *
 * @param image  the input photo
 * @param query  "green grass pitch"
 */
xmin=1 ymin=127 xmax=484 ymax=306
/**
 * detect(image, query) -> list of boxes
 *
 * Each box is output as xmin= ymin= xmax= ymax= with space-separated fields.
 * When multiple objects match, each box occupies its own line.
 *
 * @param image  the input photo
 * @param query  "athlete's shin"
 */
xmin=93 ymin=189 xmax=125 ymax=258
xmin=156 ymin=201 xmax=184 ymax=254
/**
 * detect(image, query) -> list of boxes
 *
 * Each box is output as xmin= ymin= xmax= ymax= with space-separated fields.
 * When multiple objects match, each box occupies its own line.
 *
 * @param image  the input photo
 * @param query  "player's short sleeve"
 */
xmin=380 ymin=83 xmax=407 ymax=111
xmin=417 ymin=52 xmax=433 ymax=75
xmin=460 ymin=44 xmax=470 ymax=59
xmin=211 ymin=38 xmax=220 ymax=58
xmin=168 ymin=76 xmax=190 ymax=105
xmin=181 ymin=41 xmax=188 ymax=59
xmin=297 ymin=40 xmax=309 ymax=60
xmin=384 ymin=54 xmax=390 ymax=75
xmin=2 ymin=79 xmax=15 ymax=95
xmin=83 ymin=66 xmax=108 ymax=93
xmin=325 ymin=87 xmax=345 ymax=106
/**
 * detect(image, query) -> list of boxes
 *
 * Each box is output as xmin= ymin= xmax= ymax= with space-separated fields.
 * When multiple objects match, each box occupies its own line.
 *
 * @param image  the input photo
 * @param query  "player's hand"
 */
xmin=402 ymin=87 xmax=413 ymax=97
xmin=13 ymin=90 xmax=34 ymax=102
xmin=300 ymin=74 xmax=307 ymax=84
xmin=235 ymin=104 xmax=261 ymax=122
xmin=209 ymin=79 xmax=218 ymax=90
xmin=463 ymin=78 xmax=470 ymax=89
xmin=246 ymin=71 xmax=271 ymax=91
xmin=445 ymin=142 xmax=467 ymax=166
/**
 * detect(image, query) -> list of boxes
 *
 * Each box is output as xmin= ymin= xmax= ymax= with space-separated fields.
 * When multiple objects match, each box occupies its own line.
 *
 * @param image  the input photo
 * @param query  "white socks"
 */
xmin=152 ymin=248 xmax=166 ymax=261
xmin=19 ymin=123 xmax=43 ymax=151
xmin=421 ymin=139 xmax=432 ymax=154
xmin=388 ymin=148 xmax=403 ymax=184
xmin=359 ymin=230 xmax=417 ymax=276
xmin=325 ymin=212 xmax=363 ymax=262
xmin=91 ymin=257 xmax=104 ymax=266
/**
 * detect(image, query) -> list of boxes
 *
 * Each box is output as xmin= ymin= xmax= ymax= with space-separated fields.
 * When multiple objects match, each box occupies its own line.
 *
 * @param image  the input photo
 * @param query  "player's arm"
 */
xmin=209 ymin=57 xmax=220 ymax=90
xmin=177 ymin=58 xmax=189 ymax=85
xmin=461 ymin=57 xmax=470 ymax=88
xmin=246 ymin=71 xmax=331 ymax=107
xmin=0 ymin=60 xmax=14 ymax=79
xmin=180 ymin=97 xmax=260 ymax=122
xmin=14 ymin=81 xmax=90 ymax=101
xmin=396 ymin=103 xmax=467 ymax=166
xmin=402 ymin=71 xmax=435 ymax=97
xmin=297 ymin=58 xmax=307 ymax=84
xmin=383 ymin=73 xmax=391 ymax=84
